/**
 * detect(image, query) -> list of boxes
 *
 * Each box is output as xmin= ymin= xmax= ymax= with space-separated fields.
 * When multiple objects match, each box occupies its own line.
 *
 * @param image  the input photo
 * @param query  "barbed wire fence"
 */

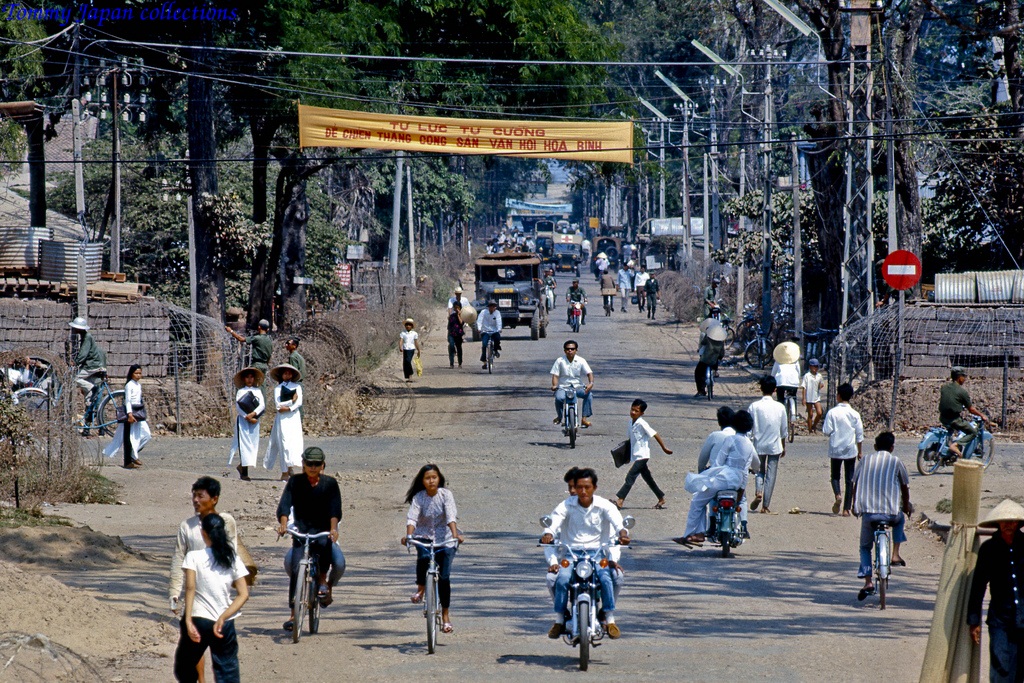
xmin=827 ymin=303 xmax=1024 ymax=432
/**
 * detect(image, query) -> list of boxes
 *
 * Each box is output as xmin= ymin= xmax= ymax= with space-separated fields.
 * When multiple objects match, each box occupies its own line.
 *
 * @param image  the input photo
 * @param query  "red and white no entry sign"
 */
xmin=882 ymin=250 xmax=922 ymax=291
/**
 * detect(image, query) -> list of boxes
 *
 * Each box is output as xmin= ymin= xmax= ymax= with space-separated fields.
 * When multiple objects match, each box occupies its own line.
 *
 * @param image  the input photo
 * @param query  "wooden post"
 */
xmin=173 ymin=341 xmax=181 ymax=436
xmin=951 ymin=460 xmax=983 ymax=526
xmin=889 ymin=290 xmax=903 ymax=430
xmin=1002 ymin=349 xmax=1009 ymax=428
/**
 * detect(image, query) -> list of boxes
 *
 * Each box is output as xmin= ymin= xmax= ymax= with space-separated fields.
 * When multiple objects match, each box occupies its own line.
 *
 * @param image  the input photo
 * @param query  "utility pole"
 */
xmin=406 ymin=164 xmax=415 ymax=285
xmin=681 ymin=103 xmax=692 ymax=258
xmin=737 ymin=147 xmax=746 ymax=317
xmin=389 ymin=150 xmax=404 ymax=275
xmin=703 ymin=153 xmax=710 ymax=260
xmin=793 ymin=139 xmax=803 ymax=351
xmin=658 ymin=121 xmax=666 ymax=219
xmin=709 ymin=80 xmax=721 ymax=250
xmin=111 ymin=74 xmax=121 ymax=274
xmin=71 ymin=25 xmax=87 ymax=319
xmin=760 ymin=50 xmax=777 ymax=335
xmin=884 ymin=30 xmax=897 ymax=253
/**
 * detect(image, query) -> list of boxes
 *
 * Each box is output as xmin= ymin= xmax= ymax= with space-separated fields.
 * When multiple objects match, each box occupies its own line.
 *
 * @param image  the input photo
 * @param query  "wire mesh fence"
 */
xmin=827 ymin=303 xmax=1024 ymax=431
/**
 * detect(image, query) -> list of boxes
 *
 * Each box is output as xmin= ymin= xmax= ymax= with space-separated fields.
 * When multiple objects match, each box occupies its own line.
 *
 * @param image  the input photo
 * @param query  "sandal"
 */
xmin=654 ymin=499 xmax=667 ymax=510
xmin=410 ymin=591 xmax=424 ymax=604
xmin=442 ymin=622 xmax=454 ymax=633
xmin=283 ymin=620 xmax=294 ymax=631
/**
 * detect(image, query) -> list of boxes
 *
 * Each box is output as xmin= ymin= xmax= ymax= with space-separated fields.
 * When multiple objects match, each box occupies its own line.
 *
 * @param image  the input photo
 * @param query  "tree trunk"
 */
xmin=187 ymin=48 xmax=221 ymax=322
xmin=279 ymin=157 xmax=309 ymax=332
xmin=1002 ymin=0 xmax=1024 ymax=136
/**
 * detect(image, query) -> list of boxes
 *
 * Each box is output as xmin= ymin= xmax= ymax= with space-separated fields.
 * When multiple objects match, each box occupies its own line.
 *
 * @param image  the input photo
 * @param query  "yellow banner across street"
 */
xmin=298 ymin=104 xmax=634 ymax=164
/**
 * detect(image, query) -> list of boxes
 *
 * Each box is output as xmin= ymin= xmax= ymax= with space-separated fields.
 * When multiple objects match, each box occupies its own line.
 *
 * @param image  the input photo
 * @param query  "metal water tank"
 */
xmin=38 ymin=240 xmax=103 ymax=283
xmin=976 ymin=270 xmax=1016 ymax=303
xmin=0 ymin=226 xmax=52 ymax=270
xmin=934 ymin=272 xmax=976 ymax=303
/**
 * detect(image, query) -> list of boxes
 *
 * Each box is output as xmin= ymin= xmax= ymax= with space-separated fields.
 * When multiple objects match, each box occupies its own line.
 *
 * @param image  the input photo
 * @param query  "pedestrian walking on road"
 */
xmin=967 ymin=498 xmax=1024 ymax=683
xmin=600 ymin=270 xmax=617 ymax=315
xmin=170 ymin=477 xmax=240 ymax=683
xmin=103 ymin=364 xmax=151 ymax=468
xmin=402 ymin=464 xmax=464 ymax=634
xmin=400 ymin=318 xmax=421 ymax=381
xmin=822 ymin=383 xmax=863 ymax=516
xmin=633 ymin=265 xmax=649 ymax=312
xmin=173 ymin=513 xmax=249 ymax=683
xmin=447 ymin=302 xmax=465 ymax=368
xmin=749 ymin=376 xmax=787 ymax=514
xmin=801 ymin=359 xmax=825 ymax=433
xmin=617 ymin=264 xmax=633 ymax=312
xmin=644 ymin=272 xmax=660 ymax=319
xmin=264 ymin=364 xmax=303 ymax=480
xmin=228 ymin=367 xmax=265 ymax=481
xmin=614 ymin=399 xmax=672 ymax=509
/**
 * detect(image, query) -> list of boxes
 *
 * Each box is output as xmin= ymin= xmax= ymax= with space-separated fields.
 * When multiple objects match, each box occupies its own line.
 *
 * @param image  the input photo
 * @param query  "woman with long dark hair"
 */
xmin=400 ymin=464 xmax=464 ymax=634
xmin=174 ymin=513 xmax=249 ymax=683
xmin=103 ymin=364 xmax=151 ymax=468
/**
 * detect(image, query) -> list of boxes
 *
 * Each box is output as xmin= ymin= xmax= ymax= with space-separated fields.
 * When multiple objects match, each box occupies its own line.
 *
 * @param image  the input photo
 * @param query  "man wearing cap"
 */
xmin=968 ymin=498 xmax=1024 ymax=682
xmin=851 ymin=431 xmax=911 ymax=601
xmin=695 ymin=324 xmax=726 ymax=397
xmin=703 ymin=276 xmax=722 ymax=320
xmin=226 ymin=320 xmax=273 ymax=384
xmin=940 ymin=367 xmax=994 ymax=458
xmin=476 ymin=300 xmax=503 ymax=369
xmin=447 ymin=287 xmax=470 ymax=311
xmin=68 ymin=317 xmax=108 ymax=418
xmin=565 ymin=278 xmax=588 ymax=326
xmin=276 ymin=446 xmax=345 ymax=631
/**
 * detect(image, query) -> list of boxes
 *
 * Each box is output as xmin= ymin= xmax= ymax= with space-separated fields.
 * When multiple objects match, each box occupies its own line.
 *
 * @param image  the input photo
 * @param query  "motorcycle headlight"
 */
xmin=575 ymin=561 xmax=593 ymax=579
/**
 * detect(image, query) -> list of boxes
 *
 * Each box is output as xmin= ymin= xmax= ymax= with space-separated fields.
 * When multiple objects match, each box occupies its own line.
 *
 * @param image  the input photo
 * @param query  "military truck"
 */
xmin=471 ymin=253 xmax=549 ymax=341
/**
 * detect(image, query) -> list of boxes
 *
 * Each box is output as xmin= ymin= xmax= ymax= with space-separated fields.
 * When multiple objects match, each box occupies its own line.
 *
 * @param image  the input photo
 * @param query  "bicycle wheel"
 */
xmin=486 ymin=341 xmax=493 ymax=374
xmin=293 ymin=559 xmax=309 ymax=643
xmin=916 ymin=444 xmax=942 ymax=476
xmin=12 ymin=388 xmax=49 ymax=413
xmin=706 ymin=368 xmax=714 ymax=401
xmin=425 ymin=572 xmax=438 ymax=654
xmin=787 ymin=398 xmax=796 ymax=442
xmin=744 ymin=341 xmax=763 ymax=368
xmin=95 ymin=389 xmax=126 ymax=437
xmin=308 ymin=573 xmax=321 ymax=634
xmin=577 ymin=603 xmax=590 ymax=672
xmin=979 ymin=438 xmax=995 ymax=469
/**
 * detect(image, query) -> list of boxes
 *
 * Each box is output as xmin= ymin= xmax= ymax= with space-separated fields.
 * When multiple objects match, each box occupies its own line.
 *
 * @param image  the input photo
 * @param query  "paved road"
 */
xmin=50 ymin=274 xmax=1023 ymax=681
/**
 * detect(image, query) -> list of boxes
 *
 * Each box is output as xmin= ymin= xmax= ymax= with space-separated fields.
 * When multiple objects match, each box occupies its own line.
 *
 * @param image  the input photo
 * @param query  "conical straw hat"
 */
xmin=269 ymin=363 xmax=302 ymax=383
xmin=232 ymin=366 xmax=265 ymax=388
xmin=706 ymin=325 xmax=728 ymax=342
xmin=978 ymin=499 xmax=1024 ymax=528
xmin=699 ymin=318 xmax=719 ymax=334
xmin=773 ymin=341 xmax=800 ymax=364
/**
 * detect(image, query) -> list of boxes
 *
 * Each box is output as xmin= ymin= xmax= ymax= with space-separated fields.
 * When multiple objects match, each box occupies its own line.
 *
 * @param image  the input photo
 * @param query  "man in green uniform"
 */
xmin=69 ymin=317 xmax=108 ymax=420
xmin=939 ymin=366 xmax=993 ymax=456
xmin=226 ymin=319 xmax=273 ymax=384
xmin=703 ymin=276 xmax=722 ymax=319
xmin=285 ymin=337 xmax=306 ymax=380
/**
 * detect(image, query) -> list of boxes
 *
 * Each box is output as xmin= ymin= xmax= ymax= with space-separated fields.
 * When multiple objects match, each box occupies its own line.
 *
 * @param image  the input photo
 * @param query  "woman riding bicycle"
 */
xmin=401 ymin=464 xmax=464 ymax=634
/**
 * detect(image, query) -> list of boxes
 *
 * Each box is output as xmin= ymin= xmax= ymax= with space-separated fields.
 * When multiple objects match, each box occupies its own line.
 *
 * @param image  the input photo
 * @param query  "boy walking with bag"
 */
xmin=614 ymin=399 xmax=672 ymax=509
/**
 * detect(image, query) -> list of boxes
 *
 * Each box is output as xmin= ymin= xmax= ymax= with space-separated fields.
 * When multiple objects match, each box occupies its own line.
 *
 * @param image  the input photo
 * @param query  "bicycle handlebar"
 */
xmin=287 ymin=528 xmax=332 ymax=541
xmin=405 ymin=537 xmax=461 ymax=552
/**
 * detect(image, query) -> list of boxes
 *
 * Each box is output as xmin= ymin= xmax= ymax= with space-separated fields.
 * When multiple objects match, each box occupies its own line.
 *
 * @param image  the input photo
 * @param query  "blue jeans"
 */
xmin=285 ymin=541 xmax=346 ymax=608
xmin=480 ymin=331 xmax=501 ymax=361
xmin=857 ymin=512 xmax=906 ymax=578
xmin=553 ymin=560 xmax=615 ymax=616
xmin=174 ymin=617 xmax=239 ymax=683
xmin=555 ymin=386 xmax=592 ymax=419
xmin=987 ymin=624 xmax=1024 ymax=683
xmin=416 ymin=545 xmax=457 ymax=609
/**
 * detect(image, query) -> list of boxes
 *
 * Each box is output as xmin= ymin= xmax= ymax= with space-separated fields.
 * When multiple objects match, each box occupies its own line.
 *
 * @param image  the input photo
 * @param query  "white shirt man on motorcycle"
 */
xmin=541 ymin=468 xmax=628 ymax=640
xmin=550 ymin=340 xmax=594 ymax=428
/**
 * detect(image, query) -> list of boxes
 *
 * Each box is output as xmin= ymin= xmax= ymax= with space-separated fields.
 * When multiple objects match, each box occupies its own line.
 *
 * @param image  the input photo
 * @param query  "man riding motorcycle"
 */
xmin=543 ymin=269 xmax=557 ymax=311
xmin=939 ymin=366 xmax=994 ymax=457
xmin=565 ymin=279 xmax=588 ymax=326
xmin=541 ymin=468 xmax=629 ymax=639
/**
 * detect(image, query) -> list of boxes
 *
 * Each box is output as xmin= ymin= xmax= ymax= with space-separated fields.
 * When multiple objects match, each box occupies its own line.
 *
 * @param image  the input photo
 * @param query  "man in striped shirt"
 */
xmin=851 ymin=431 xmax=913 ymax=600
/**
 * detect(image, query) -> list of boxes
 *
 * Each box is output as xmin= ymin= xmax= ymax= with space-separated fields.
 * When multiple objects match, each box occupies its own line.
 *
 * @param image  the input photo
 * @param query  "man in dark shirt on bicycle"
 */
xmin=276 ymin=446 xmax=345 ymax=632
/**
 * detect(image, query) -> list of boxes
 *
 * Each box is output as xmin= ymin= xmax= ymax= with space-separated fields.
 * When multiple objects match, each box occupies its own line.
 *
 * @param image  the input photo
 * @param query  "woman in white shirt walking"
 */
xmin=103 ymin=364 xmax=151 ymax=468
xmin=263 ymin=364 xmax=303 ymax=480
xmin=400 ymin=318 xmax=421 ymax=381
xmin=228 ymin=367 xmax=265 ymax=481
xmin=401 ymin=464 xmax=464 ymax=634
xmin=173 ymin=513 xmax=249 ymax=683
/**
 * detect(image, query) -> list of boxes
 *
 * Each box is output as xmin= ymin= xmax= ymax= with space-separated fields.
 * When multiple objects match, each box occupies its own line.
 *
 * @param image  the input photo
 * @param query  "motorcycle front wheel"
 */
xmin=577 ymin=604 xmax=590 ymax=671
xmin=916 ymin=444 xmax=942 ymax=476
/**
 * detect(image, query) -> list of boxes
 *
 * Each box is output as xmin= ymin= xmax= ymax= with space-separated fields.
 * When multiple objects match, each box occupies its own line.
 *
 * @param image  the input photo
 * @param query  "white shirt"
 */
xmin=633 ymin=271 xmax=650 ymax=289
xmin=629 ymin=417 xmax=658 ymax=461
xmin=169 ymin=513 xmax=238 ymax=600
xmin=822 ymin=402 xmax=864 ymax=460
xmin=772 ymin=362 xmax=801 ymax=388
xmin=125 ymin=379 xmax=143 ymax=412
xmin=581 ymin=239 xmax=592 ymax=252
xmin=748 ymin=395 xmax=788 ymax=455
xmin=712 ymin=433 xmax=760 ymax=472
xmin=550 ymin=355 xmax=593 ymax=389
xmin=544 ymin=495 xmax=624 ymax=550
xmin=181 ymin=548 xmax=248 ymax=622
xmin=802 ymin=371 xmax=824 ymax=403
xmin=697 ymin=426 xmax=735 ymax=472
xmin=477 ymin=308 xmax=503 ymax=334
xmin=400 ymin=330 xmax=419 ymax=351
xmin=447 ymin=296 xmax=470 ymax=310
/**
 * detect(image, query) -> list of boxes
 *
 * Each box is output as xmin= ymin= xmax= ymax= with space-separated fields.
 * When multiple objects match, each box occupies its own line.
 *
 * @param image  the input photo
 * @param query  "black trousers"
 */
xmin=122 ymin=424 xmax=135 ymax=467
xmin=173 ymin=617 xmax=240 ymax=683
xmin=830 ymin=457 xmax=855 ymax=511
xmin=616 ymin=459 xmax=665 ymax=501
xmin=695 ymin=361 xmax=718 ymax=395
xmin=402 ymin=349 xmax=415 ymax=379
xmin=447 ymin=334 xmax=463 ymax=366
